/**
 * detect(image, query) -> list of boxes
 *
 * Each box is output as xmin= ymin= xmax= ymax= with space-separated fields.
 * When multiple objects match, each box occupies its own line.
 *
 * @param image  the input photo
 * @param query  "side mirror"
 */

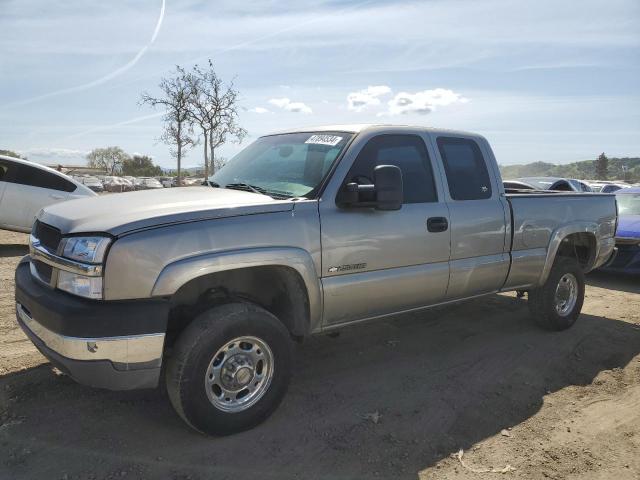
xmin=337 ymin=164 xmax=403 ymax=211
xmin=373 ymin=164 xmax=403 ymax=211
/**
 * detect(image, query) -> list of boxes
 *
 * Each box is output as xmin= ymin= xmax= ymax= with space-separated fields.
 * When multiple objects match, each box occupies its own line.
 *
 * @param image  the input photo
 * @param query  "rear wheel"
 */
xmin=165 ymin=302 xmax=292 ymax=435
xmin=528 ymin=257 xmax=585 ymax=331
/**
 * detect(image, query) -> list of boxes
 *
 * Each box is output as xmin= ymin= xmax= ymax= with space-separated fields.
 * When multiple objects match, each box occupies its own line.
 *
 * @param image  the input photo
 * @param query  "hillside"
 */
xmin=499 ymin=157 xmax=640 ymax=182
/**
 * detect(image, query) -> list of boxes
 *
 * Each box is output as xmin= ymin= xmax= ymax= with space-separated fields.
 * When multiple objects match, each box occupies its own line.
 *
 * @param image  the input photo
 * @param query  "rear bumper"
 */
xmin=15 ymin=260 xmax=170 ymax=390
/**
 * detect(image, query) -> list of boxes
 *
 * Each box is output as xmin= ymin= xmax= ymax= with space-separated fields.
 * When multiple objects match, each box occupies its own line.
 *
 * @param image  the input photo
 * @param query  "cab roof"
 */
xmin=268 ymin=124 xmax=480 ymax=138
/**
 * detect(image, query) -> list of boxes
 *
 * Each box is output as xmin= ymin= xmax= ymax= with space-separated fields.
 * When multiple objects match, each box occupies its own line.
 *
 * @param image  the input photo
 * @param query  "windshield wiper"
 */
xmin=224 ymin=183 xmax=267 ymax=195
xmin=224 ymin=183 xmax=294 ymax=200
xmin=218 ymin=182 xmax=294 ymax=200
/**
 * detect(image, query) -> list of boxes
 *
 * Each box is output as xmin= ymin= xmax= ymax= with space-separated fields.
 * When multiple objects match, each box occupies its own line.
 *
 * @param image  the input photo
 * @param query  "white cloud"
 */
xmin=268 ymin=97 xmax=312 ymax=114
xmin=249 ymin=107 xmax=269 ymax=114
xmin=347 ymin=85 xmax=391 ymax=112
xmin=381 ymin=88 xmax=469 ymax=116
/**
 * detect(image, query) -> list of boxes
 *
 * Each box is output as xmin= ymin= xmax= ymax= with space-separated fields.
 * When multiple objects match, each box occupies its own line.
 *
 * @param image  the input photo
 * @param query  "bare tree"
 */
xmin=213 ymin=155 xmax=228 ymax=172
xmin=185 ymin=60 xmax=246 ymax=178
xmin=140 ymin=68 xmax=194 ymax=185
xmin=86 ymin=147 xmax=129 ymax=175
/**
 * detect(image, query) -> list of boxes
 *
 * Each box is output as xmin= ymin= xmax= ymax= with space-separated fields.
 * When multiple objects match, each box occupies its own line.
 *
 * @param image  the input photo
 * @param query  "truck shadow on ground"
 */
xmin=0 ymin=244 xmax=28 ymax=258
xmin=587 ymin=270 xmax=640 ymax=294
xmin=2 ymin=294 xmax=640 ymax=479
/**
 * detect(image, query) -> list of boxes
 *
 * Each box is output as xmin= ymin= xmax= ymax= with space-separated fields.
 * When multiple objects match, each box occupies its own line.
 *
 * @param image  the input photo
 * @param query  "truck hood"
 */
xmin=616 ymin=214 xmax=640 ymax=239
xmin=38 ymin=187 xmax=294 ymax=236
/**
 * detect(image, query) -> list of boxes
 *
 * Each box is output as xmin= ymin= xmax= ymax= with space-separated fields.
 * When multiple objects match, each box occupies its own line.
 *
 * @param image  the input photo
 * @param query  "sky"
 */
xmin=1 ymin=0 xmax=639 ymax=169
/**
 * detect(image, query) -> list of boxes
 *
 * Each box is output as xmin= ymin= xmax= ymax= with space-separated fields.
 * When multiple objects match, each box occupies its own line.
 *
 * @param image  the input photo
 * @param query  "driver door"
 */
xmin=319 ymin=133 xmax=451 ymax=327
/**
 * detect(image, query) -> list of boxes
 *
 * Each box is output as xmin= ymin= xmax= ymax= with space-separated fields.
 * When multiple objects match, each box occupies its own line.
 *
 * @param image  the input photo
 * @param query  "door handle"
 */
xmin=427 ymin=217 xmax=448 ymax=233
xmin=49 ymin=194 xmax=64 ymax=200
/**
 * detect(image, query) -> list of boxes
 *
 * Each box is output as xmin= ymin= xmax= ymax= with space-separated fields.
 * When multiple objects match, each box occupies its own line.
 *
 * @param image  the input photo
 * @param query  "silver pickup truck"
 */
xmin=15 ymin=125 xmax=617 ymax=435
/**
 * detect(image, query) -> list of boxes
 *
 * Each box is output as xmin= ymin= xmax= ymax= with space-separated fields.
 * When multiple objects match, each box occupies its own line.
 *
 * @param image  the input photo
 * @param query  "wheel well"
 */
xmin=165 ymin=266 xmax=310 ymax=347
xmin=556 ymin=232 xmax=597 ymax=271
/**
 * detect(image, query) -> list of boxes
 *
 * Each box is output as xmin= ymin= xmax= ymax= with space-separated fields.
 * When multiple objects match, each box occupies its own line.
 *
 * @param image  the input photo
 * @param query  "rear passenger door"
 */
xmin=320 ymin=132 xmax=451 ymax=326
xmin=0 ymin=160 xmax=11 ymax=204
xmin=1 ymin=164 xmax=76 ymax=231
xmin=0 ymin=159 xmax=20 ymax=230
xmin=433 ymin=136 xmax=510 ymax=300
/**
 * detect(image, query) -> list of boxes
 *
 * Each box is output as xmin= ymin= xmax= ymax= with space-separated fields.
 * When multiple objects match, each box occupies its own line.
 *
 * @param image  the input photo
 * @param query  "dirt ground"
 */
xmin=1 ymin=229 xmax=639 ymax=480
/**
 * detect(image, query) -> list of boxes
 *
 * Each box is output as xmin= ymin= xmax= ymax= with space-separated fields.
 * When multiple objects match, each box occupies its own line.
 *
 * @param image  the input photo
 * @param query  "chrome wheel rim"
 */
xmin=204 ymin=336 xmax=274 ymax=413
xmin=554 ymin=273 xmax=578 ymax=316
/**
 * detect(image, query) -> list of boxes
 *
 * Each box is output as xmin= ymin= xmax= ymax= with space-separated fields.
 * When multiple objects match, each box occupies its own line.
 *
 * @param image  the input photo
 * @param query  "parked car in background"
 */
xmin=169 ymin=177 xmax=188 ymax=187
xmin=74 ymin=175 xmax=104 ymax=193
xmin=517 ymin=177 xmax=592 ymax=192
xmin=183 ymin=177 xmax=205 ymax=186
xmin=157 ymin=176 xmax=173 ymax=188
xmin=587 ymin=181 xmax=628 ymax=193
xmin=103 ymin=176 xmax=135 ymax=193
xmin=503 ymin=179 xmax=537 ymax=191
xmin=135 ymin=177 xmax=164 ymax=190
xmin=0 ymin=155 xmax=96 ymax=232
xmin=600 ymin=187 xmax=640 ymax=274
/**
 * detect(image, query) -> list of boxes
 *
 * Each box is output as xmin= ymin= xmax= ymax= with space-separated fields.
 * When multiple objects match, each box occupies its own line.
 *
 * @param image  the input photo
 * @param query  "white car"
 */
xmin=0 ymin=155 xmax=96 ymax=233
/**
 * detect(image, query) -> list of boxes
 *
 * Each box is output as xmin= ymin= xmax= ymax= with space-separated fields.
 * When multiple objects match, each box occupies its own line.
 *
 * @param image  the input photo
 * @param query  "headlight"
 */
xmin=56 ymin=235 xmax=110 ymax=299
xmin=61 ymin=236 xmax=111 ymax=263
xmin=57 ymin=271 xmax=103 ymax=299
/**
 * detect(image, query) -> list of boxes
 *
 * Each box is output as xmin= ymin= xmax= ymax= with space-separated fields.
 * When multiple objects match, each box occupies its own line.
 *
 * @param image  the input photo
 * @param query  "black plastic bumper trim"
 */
xmin=15 ymin=261 xmax=170 ymax=338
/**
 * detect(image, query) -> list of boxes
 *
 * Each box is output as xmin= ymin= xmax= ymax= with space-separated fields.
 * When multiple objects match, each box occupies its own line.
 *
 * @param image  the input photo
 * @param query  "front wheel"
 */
xmin=165 ymin=302 xmax=292 ymax=435
xmin=528 ymin=257 xmax=585 ymax=331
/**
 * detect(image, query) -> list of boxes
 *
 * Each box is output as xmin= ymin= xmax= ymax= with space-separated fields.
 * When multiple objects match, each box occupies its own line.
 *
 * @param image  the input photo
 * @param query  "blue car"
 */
xmin=602 ymin=187 xmax=640 ymax=274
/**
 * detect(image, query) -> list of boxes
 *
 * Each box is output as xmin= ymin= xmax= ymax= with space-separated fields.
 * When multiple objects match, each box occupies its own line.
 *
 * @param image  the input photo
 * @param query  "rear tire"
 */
xmin=528 ymin=257 xmax=584 ymax=331
xmin=165 ymin=302 xmax=292 ymax=436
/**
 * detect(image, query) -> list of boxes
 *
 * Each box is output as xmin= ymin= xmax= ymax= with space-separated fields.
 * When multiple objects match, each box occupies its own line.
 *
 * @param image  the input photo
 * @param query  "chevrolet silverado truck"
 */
xmin=15 ymin=125 xmax=617 ymax=435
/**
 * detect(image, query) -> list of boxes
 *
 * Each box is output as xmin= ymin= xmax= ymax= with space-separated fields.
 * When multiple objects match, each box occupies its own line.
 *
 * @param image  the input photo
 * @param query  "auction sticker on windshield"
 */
xmin=305 ymin=134 xmax=343 ymax=146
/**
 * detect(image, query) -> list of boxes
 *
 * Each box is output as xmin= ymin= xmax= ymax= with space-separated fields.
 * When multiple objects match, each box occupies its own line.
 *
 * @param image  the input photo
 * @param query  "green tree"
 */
xmin=595 ymin=152 xmax=608 ymax=180
xmin=0 ymin=149 xmax=25 ymax=159
xmin=122 ymin=154 xmax=163 ymax=176
xmin=86 ymin=147 xmax=129 ymax=175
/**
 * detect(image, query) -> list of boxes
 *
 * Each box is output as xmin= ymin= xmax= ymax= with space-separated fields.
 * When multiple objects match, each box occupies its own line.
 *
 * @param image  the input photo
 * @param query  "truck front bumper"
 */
xmin=15 ymin=260 xmax=170 ymax=390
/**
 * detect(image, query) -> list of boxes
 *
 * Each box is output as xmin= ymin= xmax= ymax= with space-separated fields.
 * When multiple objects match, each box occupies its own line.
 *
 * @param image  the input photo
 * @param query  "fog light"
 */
xmin=57 ymin=270 xmax=103 ymax=299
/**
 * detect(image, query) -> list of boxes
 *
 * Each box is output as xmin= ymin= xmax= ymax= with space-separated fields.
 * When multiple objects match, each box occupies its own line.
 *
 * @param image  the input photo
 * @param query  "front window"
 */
xmin=210 ymin=131 xmax=353 ymax=198
xmin=617 ymin=192 xmax=640 ymax=215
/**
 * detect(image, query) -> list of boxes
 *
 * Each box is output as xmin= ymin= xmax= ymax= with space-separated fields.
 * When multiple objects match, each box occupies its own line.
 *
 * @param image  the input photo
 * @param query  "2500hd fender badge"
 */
xmin=328 ymin=263 xmax=367 ymax=273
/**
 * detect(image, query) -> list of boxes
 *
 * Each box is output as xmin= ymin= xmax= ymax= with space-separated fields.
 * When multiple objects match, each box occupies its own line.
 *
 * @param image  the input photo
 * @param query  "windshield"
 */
xmin=617 ymin=192 xmax=640 ymax=215
xmin=210 ymin=131 xmax=353 ymax=198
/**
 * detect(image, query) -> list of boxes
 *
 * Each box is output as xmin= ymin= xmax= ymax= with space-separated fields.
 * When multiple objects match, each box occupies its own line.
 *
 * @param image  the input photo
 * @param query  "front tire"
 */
xmin=166 ymin=302 xmax=292 ymax=436
xmin=528 ymin=257 xmax=585 ymax=331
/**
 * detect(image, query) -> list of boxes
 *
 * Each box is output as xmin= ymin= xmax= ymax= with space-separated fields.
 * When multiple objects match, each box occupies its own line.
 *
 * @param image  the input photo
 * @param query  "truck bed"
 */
xmin=501 ymin=192 xmax=617 ymax=290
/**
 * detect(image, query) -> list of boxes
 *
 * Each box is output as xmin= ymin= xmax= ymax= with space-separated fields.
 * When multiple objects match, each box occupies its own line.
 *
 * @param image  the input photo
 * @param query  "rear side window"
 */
xmin=437 ymin=137 xmax=492 ymax=200
xmin=14 ymin=165 xmax=77 ymax=192
xmin=346 ymin=134 xmax=437 ymax=203
xmin=0 ymin=160 xmax=17 ymax=182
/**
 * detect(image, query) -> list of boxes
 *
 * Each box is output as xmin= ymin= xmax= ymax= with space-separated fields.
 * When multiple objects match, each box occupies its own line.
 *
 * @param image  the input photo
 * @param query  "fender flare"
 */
xmin=151 ymin=247 xmax=322 ymax=333
xmin=538 ymin=222 xmax=599 ymax=286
